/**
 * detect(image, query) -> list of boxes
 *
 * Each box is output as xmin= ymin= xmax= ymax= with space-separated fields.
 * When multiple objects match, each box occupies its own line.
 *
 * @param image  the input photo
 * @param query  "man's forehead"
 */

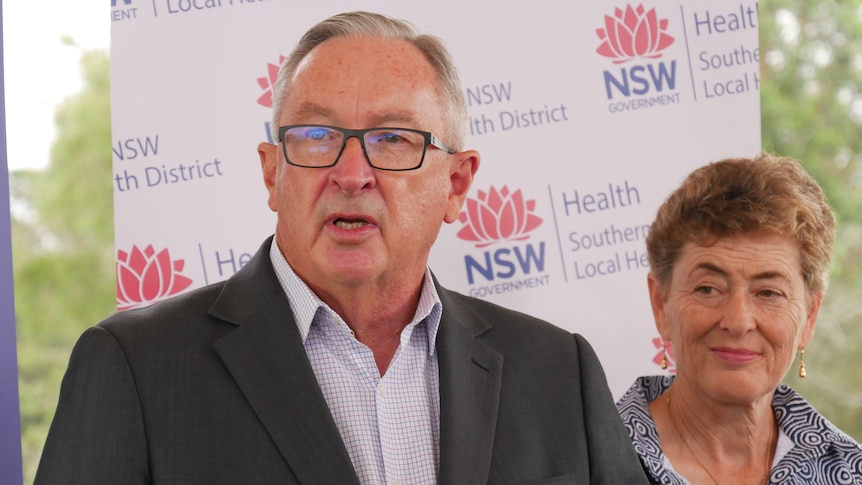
xmin=292 ymin=36 xmax=428 ymax=81
xmin=283 ymin=36 xmax=444 ymax=126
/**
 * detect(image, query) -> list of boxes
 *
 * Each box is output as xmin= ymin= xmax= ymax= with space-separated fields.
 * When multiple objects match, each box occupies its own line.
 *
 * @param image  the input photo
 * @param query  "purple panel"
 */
xmin=0 ymin=0 xmax=25 ymax=482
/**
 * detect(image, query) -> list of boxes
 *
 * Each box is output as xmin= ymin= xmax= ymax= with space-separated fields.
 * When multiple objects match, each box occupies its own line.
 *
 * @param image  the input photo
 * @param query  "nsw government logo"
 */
xmin=111 ymin=0 xmax=138 ymax=22
xmin=112 ymin=0 xmax=140 ymax=22
xmin=116 ymin=245 xmax=193 ymax=310
xmin=457 ymin=186 xmax=550 ymax=297
xmin=596 ymin=4 xmax=681 ymax=113
xmin=256 ymin=55 xmax=285 ymax=144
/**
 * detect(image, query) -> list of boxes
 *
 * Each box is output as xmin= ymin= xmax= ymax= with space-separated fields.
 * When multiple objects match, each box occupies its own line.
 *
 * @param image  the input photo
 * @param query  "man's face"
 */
xmin=259 ymin=36 xmax=477 ymax=296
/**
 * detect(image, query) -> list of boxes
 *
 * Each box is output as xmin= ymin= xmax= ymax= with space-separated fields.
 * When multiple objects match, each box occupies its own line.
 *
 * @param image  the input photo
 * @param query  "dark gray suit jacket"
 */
xmin=36 ymin=238 xmax=647 ymax=484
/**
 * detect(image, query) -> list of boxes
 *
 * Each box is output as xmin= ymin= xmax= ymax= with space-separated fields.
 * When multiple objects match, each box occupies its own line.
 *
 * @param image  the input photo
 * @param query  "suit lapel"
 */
xmin=210 ymin=239 xmax=360 ymax=485
xmin=436 ymin=286 xmax=503 ymax=484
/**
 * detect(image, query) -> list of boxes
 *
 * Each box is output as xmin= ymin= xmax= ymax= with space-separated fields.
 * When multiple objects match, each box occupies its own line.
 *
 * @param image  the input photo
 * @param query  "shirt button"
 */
xmin=378 ymin=383 xmax=387 ymax=398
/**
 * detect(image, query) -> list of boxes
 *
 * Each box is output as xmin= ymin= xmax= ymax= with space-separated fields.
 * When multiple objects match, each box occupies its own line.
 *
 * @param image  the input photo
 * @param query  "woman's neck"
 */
xmin=649 ymin=381 xmax=778 ymax=485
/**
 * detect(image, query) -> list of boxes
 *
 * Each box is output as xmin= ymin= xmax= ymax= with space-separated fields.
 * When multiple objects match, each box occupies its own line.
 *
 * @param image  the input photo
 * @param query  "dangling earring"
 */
xmin=661 ymin=341 xmax=669 ymax=370
xmin=798 ymin=349 xmax=807 ymax=378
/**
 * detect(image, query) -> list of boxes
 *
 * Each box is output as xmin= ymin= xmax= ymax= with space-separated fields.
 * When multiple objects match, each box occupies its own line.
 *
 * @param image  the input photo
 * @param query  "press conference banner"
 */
xmin=110 ymin=0 xmax=761 ymax=397
xmin=1 ymin=0 xmax=26 ymax=480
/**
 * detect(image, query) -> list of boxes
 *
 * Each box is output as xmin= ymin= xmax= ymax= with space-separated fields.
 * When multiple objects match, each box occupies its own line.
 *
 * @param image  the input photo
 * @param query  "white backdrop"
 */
xmin=110 ymin=0 xmax=761 ymax=398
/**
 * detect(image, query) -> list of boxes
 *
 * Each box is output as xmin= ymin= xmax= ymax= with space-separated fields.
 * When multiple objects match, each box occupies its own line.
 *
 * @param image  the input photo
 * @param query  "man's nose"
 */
xmin=330 ymin=136 xmax=376 ymax=192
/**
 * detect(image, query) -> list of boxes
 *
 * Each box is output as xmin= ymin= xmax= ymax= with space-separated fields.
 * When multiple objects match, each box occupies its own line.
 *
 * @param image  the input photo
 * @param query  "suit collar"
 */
xmin=209 ymin=237 xmax=360 ymax=485
xmin=436 ymin=283 xmax=503 ymax=484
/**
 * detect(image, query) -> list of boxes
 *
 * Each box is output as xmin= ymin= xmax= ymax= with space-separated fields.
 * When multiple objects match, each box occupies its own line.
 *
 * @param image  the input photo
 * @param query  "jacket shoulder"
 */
xmin=100 ymin=280 xmax=227 ymax=332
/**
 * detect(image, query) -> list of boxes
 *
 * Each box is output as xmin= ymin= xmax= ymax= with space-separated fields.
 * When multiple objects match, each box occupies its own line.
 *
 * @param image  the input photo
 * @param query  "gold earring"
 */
xmin=661 ymin=341 xmax=668 ymax=370
xmin=798 ymin=349 xmax=807 ymax=378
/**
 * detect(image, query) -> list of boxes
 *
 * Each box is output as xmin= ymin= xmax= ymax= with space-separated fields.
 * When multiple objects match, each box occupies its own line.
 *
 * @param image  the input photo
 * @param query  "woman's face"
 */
xmin=649 ymin=232 xmax=821 ymax=405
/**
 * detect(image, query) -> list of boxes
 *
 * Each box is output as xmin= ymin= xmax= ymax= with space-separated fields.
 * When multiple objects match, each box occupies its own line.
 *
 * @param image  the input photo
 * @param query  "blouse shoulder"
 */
xmin=771 ymin=384 xmax=862 ymax=484
xmin=617 ymin=376 xmax=684 ymax=485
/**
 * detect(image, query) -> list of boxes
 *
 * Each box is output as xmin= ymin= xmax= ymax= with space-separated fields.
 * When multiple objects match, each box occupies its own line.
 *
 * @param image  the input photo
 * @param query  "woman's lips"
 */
xmin=711 ymin=347 xmax=760 ymax=364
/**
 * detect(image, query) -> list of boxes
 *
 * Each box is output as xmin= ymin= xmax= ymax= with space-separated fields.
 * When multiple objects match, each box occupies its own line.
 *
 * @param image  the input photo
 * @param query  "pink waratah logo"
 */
xmin=652 ymin=337 xmax=676 ymax=374
xmin=256 ymin=55 xmax=285 ymax=108
xmin=116 ymin=245 xmax=193 ymax=310
xmin=457 ymin=186 xmax=543 ymax=248
xmin=596 ymin=5 xmax=675 ymax=64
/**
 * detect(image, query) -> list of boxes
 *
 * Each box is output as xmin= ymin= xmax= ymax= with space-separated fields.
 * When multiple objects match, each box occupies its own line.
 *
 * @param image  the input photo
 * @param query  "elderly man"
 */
xmin=36 ymin=11 xmax=646 ymax=485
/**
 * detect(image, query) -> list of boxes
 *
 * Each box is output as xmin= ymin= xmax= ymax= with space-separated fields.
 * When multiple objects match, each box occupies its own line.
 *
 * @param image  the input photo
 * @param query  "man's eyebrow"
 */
xmin=369 ymin=109 xmax=420 ymax=126
xmin=286 ymin=103 xmax=421 ymax=127
xmin=287 ymin=102 xmax=334 ymax=121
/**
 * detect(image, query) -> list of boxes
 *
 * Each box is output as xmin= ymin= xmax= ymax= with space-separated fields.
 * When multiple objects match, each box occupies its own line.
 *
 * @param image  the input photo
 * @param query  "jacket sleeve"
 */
xmin=574 ymin=334 xmax=649 ymax=485
xmin=35 ymin=326 xmax=150 ymax=485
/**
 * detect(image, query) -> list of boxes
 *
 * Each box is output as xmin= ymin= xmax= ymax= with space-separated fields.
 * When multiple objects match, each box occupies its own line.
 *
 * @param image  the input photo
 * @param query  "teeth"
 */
xmin=335 ymin=220 xmax=368 ymax=230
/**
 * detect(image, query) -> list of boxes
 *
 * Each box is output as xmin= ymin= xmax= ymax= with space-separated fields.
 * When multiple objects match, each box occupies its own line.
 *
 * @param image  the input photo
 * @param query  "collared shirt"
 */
xmin=616 ymin=375 xmax=862 ymax=485
xmin=269 ymin=241 xmax=442 ymax=485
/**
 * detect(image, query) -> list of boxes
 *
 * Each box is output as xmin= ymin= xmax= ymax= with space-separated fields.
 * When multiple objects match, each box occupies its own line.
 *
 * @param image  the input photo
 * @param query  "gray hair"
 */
xmin=270 ymin=11 xmax=469 ymax=151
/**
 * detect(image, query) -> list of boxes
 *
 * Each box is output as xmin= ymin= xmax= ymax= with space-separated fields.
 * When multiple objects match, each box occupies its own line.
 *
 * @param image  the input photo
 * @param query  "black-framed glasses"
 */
xmin=277 ymin=125 xmax=456 ymax=171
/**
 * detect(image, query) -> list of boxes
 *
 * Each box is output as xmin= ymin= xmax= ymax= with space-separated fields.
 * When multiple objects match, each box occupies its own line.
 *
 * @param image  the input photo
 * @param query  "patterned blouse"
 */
xmin=616 ymin=375 xmax=862 ymax=484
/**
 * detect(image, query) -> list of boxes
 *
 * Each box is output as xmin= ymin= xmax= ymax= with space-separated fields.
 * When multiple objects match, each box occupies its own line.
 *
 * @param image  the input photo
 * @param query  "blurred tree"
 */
xmin=12 ymin=46 xmax=114 ymax=484
xmin=760 ymin=0 xmax=862 ymax=439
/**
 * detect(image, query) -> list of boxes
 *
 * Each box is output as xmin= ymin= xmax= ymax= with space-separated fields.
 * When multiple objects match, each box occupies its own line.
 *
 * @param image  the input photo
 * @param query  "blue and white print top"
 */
xmin=616 ymin=375 xmax=862 ymax=485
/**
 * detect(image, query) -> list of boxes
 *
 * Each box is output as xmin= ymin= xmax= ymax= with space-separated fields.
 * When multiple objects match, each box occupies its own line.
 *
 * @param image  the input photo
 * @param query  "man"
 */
xmin=36 ymin=11 xmax=647 ymax=484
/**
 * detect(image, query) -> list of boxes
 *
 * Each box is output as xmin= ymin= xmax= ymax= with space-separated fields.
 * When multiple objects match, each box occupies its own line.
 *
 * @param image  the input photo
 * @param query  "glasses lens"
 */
xmin=364 ymin=129 xmax=426 ymax=170
xmin=283 ymin=126 xmax=344 ymax=167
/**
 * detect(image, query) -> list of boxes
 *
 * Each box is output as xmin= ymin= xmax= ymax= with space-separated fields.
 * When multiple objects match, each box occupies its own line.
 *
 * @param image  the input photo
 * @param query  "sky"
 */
xmin=3 ymin=1 xmax=109 ymax=172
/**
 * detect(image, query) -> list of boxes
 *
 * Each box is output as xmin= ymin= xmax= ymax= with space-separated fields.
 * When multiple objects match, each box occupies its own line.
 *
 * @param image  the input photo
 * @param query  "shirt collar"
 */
xmin=268 ymin=238 xmax=442 ymax=354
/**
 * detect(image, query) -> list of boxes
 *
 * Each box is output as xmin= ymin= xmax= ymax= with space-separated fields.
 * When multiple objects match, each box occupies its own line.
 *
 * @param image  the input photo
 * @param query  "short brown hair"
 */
xmin=646 ymin=153 xmax=835 ymax=295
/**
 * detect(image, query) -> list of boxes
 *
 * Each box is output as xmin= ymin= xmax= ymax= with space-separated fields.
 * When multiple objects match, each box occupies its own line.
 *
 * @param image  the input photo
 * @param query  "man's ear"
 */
xmin=444 ymin=150 xmax=480 ymax=223
xmin=258 ymin=142 xmax=278 ymax=212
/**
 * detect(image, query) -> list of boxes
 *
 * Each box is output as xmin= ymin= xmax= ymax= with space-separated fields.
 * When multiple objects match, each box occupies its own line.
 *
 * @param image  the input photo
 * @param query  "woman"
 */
xmin=617 ymin=153 xmax=862 ymax=484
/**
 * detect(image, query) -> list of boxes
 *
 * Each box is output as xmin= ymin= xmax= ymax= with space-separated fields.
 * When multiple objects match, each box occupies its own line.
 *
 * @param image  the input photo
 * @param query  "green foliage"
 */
xmin=12 ymin=47 xmax=115 ymax=484
xmin=32 ymin=49 xmax=114 ymax=252
xmin=760 ymin=0 xmax=862 ymax=440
